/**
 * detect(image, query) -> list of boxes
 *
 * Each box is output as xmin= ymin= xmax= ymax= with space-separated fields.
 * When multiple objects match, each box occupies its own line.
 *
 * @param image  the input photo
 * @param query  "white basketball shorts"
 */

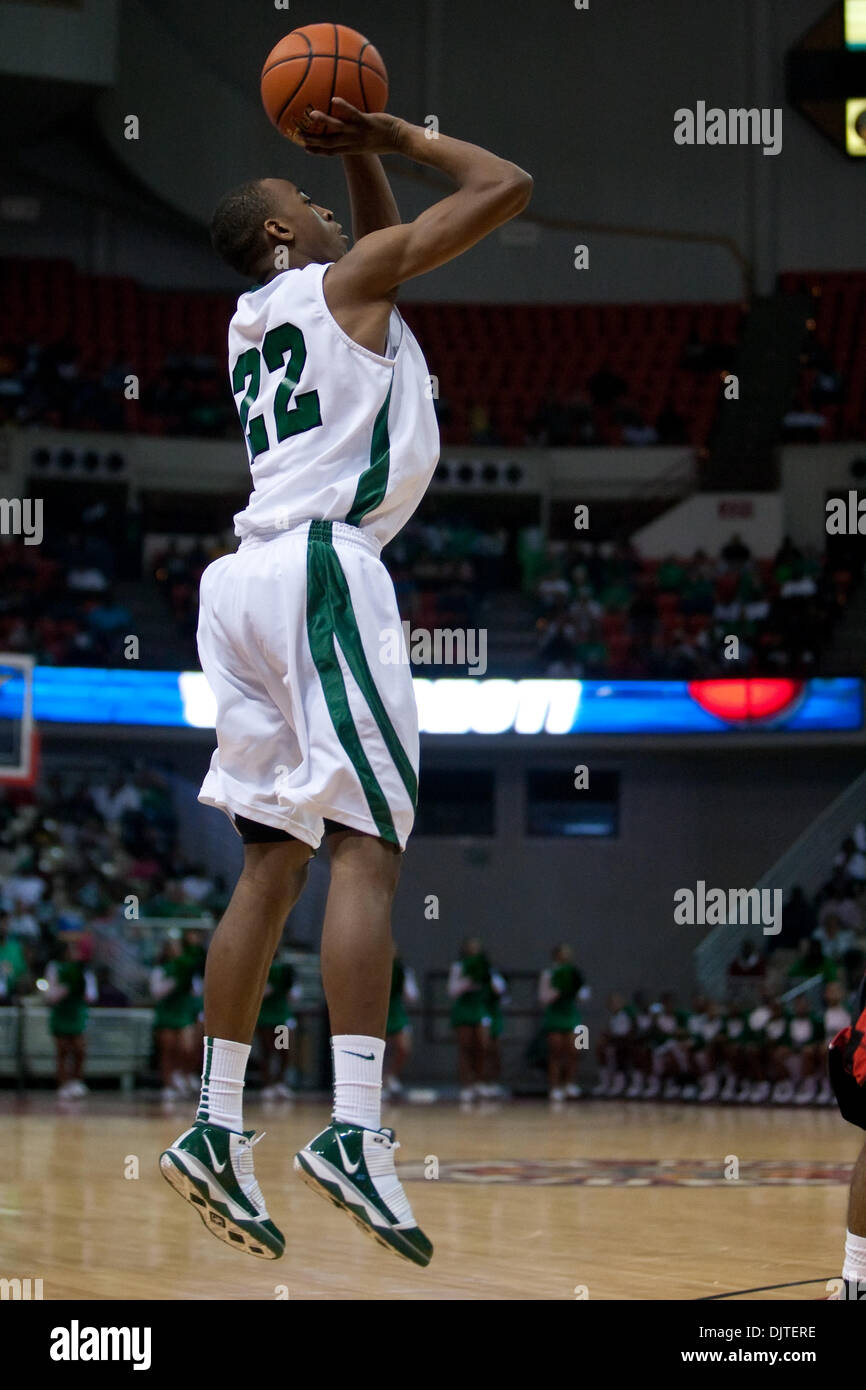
xmin=196 ymin=519 xmax=418 ymax=850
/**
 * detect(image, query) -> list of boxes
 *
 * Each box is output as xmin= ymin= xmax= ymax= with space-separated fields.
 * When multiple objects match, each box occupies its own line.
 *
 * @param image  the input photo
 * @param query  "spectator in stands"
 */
xmin=656 ymin=555 xmax=687 ymax=594
xmin=91 ymin=772 xmax=141 ymax=830
xmin=467 ymin=403 xmax=501 ymax=446
xmin=627 ymin=578 xmax=658 ymax=643
xmin=0 ymin=912 xmax=27 ymax=1002
xmin=568 ymin=586 xmax=603 ymax=639
xmin=86 ymin=593 xmax=133 ymax=658
xmin=656 ymin=400 xmax=688 ymax=445
xmin=721 ymin=533 xmax=751 ymax=569
xmin=537 ymin=612 xmax=579 ymax=676
xmin=588 ymin=364 xmax=627 ymax=407
xmin=593 ymin=991 xmax=635 ymax=1098
xmin=818 ymin=877 xmax=863 ymax=936
xmin=527 ymin=393 xmax=573 ymax=447
xmin=779 ymin=885 xmax=817 ymax=950
xmin=728 ymin=939 xmax=766 ymax=985
xmin=179 ymin=864 xmax=215 ymax=906
xmin=617 ymin=400 xmax=658 ymax=447
xmin=835 ymin=836 xmax=866 ymax=887
xmin=2 ymin=856 xmax=46 ymax=913
xmin=665 ymin=628 xmax=702 ymax=677
xmin=815 ymin=912 xmax=857 ymax=962
xmin=824 ymin=980 xmax=852 ymax=1041
xmin=788 ymin=935 xmax=838 ymax=985
xmin=679 ymin=553 xmax=716 ymax=616
xmin=6 ymin=899 xmax=40 ymax=941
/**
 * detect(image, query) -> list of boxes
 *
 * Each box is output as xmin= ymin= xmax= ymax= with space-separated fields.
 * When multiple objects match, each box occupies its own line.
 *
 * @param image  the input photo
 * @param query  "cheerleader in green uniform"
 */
xmin=255 ymin=951 xmax=302 ymax=1098
xmin=181 ymin=928 xmax=207 ymax=1093
xmin=538 ymin=944 xmax=586 ymax=1101
xmin=151 ymin=937 xmax=197 ymax=1099
xmin=45 ymin=939 xmax=98 ymax=1098
xmin=448 ymin=937 xmax=493 ymax=1102
xmin=480 ymin=968 xmax=508 ymax=1098
xmin=384 ymin=951 xmax=420 ymax=1099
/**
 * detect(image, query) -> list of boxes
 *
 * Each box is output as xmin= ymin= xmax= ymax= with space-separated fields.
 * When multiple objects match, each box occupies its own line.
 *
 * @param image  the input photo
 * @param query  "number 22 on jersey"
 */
xmin=232 ymin=320 xmax=323 ymax=461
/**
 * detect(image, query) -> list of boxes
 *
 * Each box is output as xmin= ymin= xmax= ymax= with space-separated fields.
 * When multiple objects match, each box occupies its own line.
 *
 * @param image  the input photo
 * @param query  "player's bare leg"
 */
xmin=294 ymin=827 xmax=433 ymax=1266
xmin=832 ymin=1142 xmax=866 ymax=1297
xmin=319 ymin=828 xmax=397 ymax=1037
xmin=160 ymin=838 xmax=311 ymax=1260
xmin=204 ymin=840 xmax=311 ymax=1042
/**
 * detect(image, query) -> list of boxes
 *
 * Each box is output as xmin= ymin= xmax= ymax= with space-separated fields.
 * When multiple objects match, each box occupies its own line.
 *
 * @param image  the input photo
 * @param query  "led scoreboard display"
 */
xmin=846 ymin=1 xmax=866 ymax=47
xmin=788 ymin=2 xmax=866 ymax=156
xmin=7 ymin=669 xmax=861 ymax=737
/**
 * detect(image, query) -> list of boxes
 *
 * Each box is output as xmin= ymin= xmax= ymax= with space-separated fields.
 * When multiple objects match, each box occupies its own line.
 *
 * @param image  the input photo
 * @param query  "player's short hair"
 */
xmin=210 ymin=179 xmax=277 ymax=279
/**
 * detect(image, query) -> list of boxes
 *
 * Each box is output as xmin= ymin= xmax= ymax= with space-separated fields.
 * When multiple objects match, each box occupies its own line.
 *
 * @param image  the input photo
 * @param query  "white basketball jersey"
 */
xmin=228 ymin=262 xmax=439 ymax=547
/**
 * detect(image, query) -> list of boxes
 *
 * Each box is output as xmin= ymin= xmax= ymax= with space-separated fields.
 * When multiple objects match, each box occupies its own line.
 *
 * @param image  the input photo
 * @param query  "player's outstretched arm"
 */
xmin=304 ymin=98 xmax=532 ymax=300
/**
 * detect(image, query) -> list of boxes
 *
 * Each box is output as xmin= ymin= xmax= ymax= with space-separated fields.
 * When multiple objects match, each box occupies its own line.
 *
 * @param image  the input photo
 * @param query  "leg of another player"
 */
xmin=320 ymin=828 xmax=400 ymax=1130
xmin=841 ymin=1142 xmax=866 ymax=1297
xmin=562 ymin=1032 xmax=578 ymax=1092
xmin=387 ymin=1029 xmax=410 ymax=1087
xmin=197 ymin=839 xmax=311 ymax=1131
xmin=54 ymin=1038 xmax=66 ymax=1092
xmin=456 ymin=1025 xmax=476 ymax=1094
xmin=70 ymin=1036 xmax=85 ymax=1084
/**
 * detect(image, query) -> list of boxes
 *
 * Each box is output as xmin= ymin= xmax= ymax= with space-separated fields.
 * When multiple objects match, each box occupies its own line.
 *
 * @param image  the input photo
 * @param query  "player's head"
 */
xmin=553 ymin=943 xmax=572 ymax=962
xmin=210 ymin=178 xmax=348 ymax=282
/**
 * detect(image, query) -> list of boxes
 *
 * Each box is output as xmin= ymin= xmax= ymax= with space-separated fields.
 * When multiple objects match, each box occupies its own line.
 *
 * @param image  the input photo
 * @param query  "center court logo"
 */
xmin=674 ymin=881 xmax=782 ymax=935
xmin=49 ymin=1320 xmax=152 ymax=1371
xmin=674 ymin=102 xmax=782 ymax=156
xmin=379 ymin=621 xmax=487 ymax=675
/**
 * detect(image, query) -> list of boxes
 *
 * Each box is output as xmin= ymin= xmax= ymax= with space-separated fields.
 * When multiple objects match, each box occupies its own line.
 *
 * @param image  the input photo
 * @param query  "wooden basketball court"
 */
xmin=0 ymin=1095 xmax=855 ymax=1300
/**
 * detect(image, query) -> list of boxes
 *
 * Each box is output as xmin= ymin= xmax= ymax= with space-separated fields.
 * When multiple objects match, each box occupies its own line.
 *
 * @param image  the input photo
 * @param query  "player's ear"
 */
xmin=264 ymin=216 xmax=295 ymax=246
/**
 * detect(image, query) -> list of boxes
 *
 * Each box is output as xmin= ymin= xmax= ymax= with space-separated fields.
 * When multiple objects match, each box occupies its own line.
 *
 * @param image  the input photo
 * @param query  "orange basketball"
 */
xmin=261 ymin=23 xmax=388 ymax=145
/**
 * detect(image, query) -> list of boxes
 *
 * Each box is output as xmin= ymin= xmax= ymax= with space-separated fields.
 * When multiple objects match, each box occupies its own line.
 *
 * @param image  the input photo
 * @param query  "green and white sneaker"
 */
xmin=159 ymin=1122 xmax=285 ymax=1260
xmin=294 ymin=1122 xmax=432 ymax=1267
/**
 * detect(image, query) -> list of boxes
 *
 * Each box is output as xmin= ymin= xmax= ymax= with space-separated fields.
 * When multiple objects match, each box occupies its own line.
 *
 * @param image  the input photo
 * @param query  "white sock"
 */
xmin=843 ymin=1230 xmax=866 ymax=1287
xmin=196 ymin=1036 xmax=250 ymax=1132
xmin=332 ymin=1034 xmax=385 ymax=1130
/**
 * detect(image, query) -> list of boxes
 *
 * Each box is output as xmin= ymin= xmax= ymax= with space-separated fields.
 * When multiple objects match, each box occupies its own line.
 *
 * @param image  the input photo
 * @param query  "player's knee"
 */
xmin=242 ymin=840 xmax=312 ymax=898
xmin=328 ymin=831 xmax=402 ymax=895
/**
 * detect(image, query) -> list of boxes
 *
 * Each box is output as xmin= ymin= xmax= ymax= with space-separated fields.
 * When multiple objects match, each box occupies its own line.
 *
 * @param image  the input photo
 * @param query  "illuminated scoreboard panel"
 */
xmin=5 ymin=669 xmax=861 ymax=736
xmin=846 ymin=0 xmax=866 ymax=47
xmin=846 ymin=2 xmax=866 ymax=151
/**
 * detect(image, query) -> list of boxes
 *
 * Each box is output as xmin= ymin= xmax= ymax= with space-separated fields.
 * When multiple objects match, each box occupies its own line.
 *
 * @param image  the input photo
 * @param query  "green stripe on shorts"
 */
xmin=306 ymin=525 xmax=399 ymax=844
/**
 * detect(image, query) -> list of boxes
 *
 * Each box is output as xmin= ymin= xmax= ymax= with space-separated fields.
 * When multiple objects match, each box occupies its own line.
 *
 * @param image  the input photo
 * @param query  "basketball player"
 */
xmin=159 ymin=97 xmax=532 ymax=1264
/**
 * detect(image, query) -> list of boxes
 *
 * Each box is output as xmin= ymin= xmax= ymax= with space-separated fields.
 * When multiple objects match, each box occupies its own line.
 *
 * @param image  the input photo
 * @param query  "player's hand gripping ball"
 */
xmin=261 ymin=23 xmax=388 ymax=145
